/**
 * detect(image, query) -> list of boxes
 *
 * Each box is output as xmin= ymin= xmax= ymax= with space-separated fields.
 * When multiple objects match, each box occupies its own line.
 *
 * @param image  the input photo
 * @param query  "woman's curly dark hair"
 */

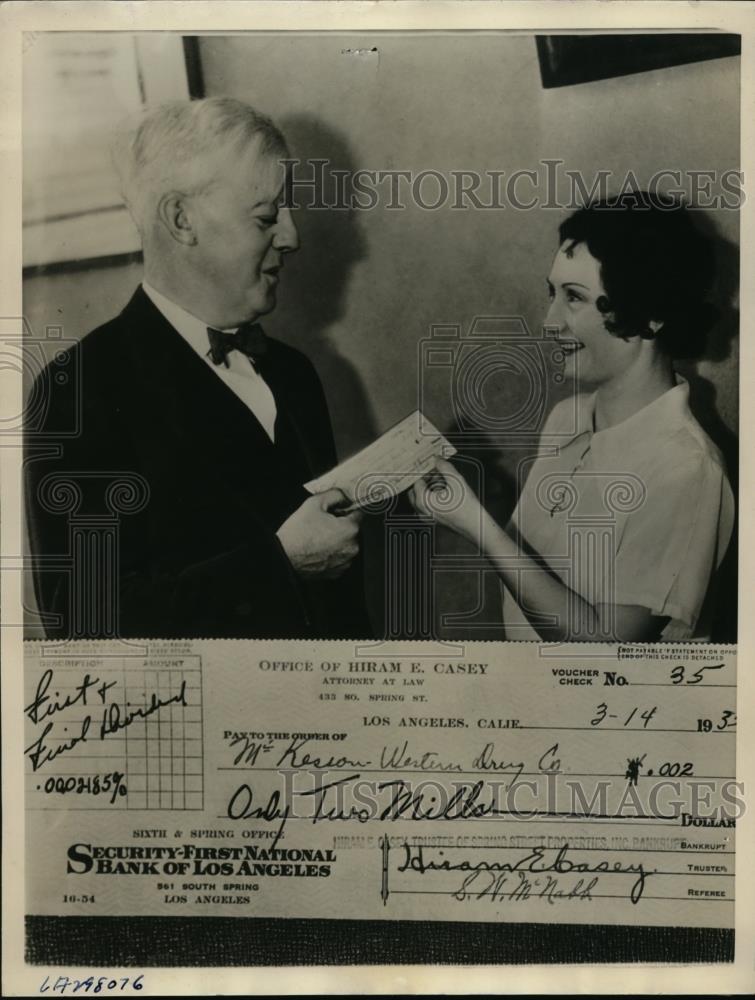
xmin=558 ymin=192 xmax=718 ymax=360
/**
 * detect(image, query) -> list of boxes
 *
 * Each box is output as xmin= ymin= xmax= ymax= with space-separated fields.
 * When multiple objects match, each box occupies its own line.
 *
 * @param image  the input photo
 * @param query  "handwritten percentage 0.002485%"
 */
xmin=38 ymin=771 xmax=127 ymax=805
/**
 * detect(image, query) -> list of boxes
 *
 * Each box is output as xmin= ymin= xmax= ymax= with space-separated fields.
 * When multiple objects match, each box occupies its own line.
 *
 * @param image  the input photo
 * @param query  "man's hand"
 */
xmin=276 ymin=489 xmax=362 ymax=579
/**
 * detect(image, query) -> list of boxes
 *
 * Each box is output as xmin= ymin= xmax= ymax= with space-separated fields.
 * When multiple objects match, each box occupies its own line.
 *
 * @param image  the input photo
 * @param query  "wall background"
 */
xmin=23 ymin=34 xmax=741 ymax=639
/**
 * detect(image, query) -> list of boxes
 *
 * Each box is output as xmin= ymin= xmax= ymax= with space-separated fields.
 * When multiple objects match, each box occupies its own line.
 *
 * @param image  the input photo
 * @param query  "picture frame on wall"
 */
xmin=22 ymin=34 xmax=203 ymax=272
xmin=536 ymin=32 xmax=741 ymax=88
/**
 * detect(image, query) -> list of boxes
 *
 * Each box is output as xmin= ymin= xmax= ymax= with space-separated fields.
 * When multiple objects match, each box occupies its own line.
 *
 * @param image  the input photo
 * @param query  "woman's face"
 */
xmin=545 ymin=240 xmax=642 ymax=386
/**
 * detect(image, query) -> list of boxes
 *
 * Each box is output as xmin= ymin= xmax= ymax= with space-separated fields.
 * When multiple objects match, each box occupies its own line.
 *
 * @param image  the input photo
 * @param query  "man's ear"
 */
xmin=157 ymin=192 xmax=197 ymax=246
xmin=648 ymin=319 xmax=664 ymax=334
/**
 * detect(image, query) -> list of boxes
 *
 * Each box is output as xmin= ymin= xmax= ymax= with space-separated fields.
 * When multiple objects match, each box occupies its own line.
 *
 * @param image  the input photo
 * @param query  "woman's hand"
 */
xmin=408 ymin=457 xmax=488 ymax=546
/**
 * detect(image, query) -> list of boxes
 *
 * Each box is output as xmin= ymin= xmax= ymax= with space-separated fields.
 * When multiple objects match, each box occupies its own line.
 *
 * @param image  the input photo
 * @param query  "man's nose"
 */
xmin=273 ymin=206 xmax=299 ymax=254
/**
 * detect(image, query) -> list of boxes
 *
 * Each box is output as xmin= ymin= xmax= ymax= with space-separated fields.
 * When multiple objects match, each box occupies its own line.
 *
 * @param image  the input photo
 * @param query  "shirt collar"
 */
xmin=142 ymin=281 xmax=250 ymax=357
xmin=142 ymin=281 xmax=217 ymax=361
xmin=585 ymin=377 xmax=692 ymax=461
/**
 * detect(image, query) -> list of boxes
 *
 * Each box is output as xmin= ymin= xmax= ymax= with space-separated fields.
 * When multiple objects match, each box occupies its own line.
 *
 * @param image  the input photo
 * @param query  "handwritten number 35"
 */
xmin=670 ymin=663 xmax=724 ymax=684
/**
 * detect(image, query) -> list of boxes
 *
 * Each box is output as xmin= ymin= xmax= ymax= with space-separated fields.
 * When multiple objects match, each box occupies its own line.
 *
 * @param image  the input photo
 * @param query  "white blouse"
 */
xmin=501 ymin=379 xmax=735 ymax=641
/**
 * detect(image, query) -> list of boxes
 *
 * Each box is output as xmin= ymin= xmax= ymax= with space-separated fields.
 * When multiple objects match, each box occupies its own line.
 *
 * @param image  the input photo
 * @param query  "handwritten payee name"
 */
xmin=230 ymin=733 xmax=561 ymax=779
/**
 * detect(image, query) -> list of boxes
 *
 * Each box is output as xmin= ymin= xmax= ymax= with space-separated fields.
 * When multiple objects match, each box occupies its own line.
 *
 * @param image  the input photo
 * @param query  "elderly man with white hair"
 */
xmin=26 ymin=97 xmax=372 ymax=639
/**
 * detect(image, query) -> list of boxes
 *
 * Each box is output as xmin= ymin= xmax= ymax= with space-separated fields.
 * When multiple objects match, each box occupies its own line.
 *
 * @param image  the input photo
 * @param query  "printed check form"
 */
xmin=24 ymin=640 xmax=736 ymax=931
xmin=304 ymin=410 xmax=457 ymax=509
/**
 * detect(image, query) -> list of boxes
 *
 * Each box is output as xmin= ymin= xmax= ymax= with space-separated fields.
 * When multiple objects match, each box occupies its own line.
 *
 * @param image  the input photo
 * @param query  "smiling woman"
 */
xmin=411 ymin=193 xmax=735 ymax=642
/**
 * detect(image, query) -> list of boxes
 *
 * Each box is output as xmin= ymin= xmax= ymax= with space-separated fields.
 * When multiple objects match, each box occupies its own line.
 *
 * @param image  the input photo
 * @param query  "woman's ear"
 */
xmin=157 ymin=192 xmax=197 ymax=246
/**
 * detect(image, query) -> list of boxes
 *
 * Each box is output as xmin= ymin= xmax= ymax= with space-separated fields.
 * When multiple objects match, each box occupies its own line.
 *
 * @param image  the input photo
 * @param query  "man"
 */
xmin=25 ymin=97 xmax=372 ymax=640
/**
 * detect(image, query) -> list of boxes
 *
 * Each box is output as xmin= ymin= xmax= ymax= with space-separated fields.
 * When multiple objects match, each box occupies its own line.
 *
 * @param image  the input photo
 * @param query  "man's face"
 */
xmin=545 ymin=240 xmax=641 ymax=386
xmin=189 ymin=142 xmax=299 ymax=327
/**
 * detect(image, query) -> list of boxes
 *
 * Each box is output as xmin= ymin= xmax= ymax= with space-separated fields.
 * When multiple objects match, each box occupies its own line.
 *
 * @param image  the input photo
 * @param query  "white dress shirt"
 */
xmin=142 ymin=282 xmax=277 ymax=441
xmin=502 ymin=378 xmax=735 ymax=641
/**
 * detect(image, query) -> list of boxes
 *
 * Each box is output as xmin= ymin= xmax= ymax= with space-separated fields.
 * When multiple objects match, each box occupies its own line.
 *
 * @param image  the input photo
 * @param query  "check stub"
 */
xmin=25 ymin=639 xmax=736 ymax=929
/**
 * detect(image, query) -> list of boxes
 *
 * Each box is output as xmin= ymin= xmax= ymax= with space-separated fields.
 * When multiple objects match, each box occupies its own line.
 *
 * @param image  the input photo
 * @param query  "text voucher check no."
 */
xmin=24 ymin=639 xmax=737 ymax=928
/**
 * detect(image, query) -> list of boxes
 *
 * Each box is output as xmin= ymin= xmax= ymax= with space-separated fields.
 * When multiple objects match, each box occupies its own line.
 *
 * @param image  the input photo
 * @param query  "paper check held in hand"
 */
xmin=304 ymin=410 xmax=457 ymax=509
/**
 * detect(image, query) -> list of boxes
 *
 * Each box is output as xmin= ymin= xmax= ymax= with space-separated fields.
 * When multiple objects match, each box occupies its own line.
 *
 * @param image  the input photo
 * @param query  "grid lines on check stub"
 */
xmin=122 ymin=656 xmax=204 ymax=810
xmin=24 ymin=651 xmax=205 ymax=813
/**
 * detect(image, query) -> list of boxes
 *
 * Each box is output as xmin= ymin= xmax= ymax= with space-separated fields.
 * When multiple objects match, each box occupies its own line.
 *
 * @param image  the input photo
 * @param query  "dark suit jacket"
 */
xmin=25 ymin=286 xmax=372 ymax=640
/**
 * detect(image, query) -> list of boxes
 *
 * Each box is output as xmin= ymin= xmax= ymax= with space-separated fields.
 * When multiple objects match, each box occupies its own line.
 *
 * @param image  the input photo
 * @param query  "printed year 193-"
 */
xmin=39 ymin=975 xmax=144 ymax=994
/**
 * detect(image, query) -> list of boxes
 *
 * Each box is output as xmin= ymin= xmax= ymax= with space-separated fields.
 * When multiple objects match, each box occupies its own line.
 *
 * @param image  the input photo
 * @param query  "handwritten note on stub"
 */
xmin=304 ymin=409 xmax=457 ymax=508
xmin=24 ymin=649 xmax=204 ymax=811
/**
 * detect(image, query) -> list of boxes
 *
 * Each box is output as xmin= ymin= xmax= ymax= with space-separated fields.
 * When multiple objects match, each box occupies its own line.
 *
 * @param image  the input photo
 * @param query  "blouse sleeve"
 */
xmin=611 ymin=451 xmax=734 ymax=631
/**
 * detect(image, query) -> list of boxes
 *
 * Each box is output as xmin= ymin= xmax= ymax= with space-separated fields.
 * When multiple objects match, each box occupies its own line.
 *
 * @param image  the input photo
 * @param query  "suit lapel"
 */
xmin=116 ymin=288 xmax=320 ymax=530
xmin=120 ymin=288 xmax=279 ymax=464
xmin=260 ymin=350 xmax=318 ymax=480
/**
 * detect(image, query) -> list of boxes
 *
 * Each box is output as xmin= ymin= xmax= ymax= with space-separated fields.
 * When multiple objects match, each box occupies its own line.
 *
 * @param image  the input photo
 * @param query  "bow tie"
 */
xmin=207 ymin=323 xmax=268 ymax=369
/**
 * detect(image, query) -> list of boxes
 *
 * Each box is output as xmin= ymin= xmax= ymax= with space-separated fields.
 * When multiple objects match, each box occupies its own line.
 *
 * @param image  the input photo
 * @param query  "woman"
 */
xmin=411 ymin=193 xmax=735 ymax=642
